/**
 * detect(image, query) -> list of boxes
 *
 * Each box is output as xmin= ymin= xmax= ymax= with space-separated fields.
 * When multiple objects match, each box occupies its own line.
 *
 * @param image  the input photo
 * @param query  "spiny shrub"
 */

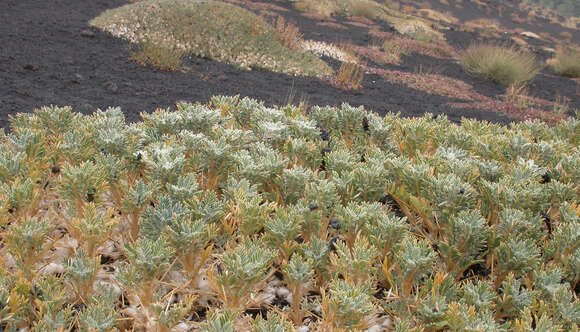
xmin=460 ymin=43 xmax=541 ymax=86
xmin=0 ymin=98 xmax=578 ymax=330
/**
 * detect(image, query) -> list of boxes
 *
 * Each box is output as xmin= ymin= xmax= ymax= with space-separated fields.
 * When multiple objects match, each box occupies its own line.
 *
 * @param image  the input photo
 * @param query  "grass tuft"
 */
xmin=550 ymin=47 xmax=580 ymax=78
xmin=460 ymin=43 xmax=541 ymax=86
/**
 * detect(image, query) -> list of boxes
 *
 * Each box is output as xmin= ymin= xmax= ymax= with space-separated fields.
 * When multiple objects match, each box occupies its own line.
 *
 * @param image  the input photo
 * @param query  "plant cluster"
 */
xmin=90 ymin=0 xmax=333 ymax=77
xmin=0 ymin=97 xmax=579 ymax=331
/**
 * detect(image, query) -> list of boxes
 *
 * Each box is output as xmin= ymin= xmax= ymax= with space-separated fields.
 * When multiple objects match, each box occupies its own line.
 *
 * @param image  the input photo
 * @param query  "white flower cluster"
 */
xmin=300 ymin=40 xmax=357 ymax=63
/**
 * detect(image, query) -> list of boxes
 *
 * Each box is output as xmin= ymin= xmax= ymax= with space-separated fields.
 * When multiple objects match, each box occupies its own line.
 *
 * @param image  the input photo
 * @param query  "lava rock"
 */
xmin=80 ymin=29 xmax=95 ymax=38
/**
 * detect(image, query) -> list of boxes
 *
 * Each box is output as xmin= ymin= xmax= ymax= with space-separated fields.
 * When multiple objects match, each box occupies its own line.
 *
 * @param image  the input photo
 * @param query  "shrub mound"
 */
xmin=460 ymin=43 xmax=541 ymax=86
xmin=550 ymin=47 xmax=580 ymax=78
xmin=90 ymin=0 xmax=333 ymax=77
xmin=1 ymin=98 xmax=579 ymax=330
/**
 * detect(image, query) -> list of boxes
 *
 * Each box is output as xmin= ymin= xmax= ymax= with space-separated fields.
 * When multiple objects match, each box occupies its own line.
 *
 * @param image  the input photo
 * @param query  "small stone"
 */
xmin=329 ymin=218 xmax=341 ymax=230
xmin=104 ymin=81 xmax=118 ymax=93
xmin=39 ymin=263 xmax=64 ymax=275
xmin=80 ymin=29 xmax=95 ymax=38
xmin=381 ymin=317 xmax=392 ymax=328
xmin=313 ymin=304 xmax=322 ymax=315
xmin=72 ymin=73 xmax=83 ymax=83
xmin=276 ymin=286 xmax=290 ymax=299
xmin=365 ymin=325 xmax=382 ymax=332
xmin=23 ymin=64 xmax=38 ymax=71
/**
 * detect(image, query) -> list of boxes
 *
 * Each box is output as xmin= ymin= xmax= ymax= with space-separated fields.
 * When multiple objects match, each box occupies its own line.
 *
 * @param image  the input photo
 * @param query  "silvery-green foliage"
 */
xmin=258 ymin=120 xmax=288 ymax=146
xmin=123 ymin=237 xmax=174 ymax=283
xmin=218 ymin=239 xmax=276 ymax=297
xmin=302 ymin=236 xmax=330 ymax=275
xmin=330 ymin=237 xmax=377 ymax=283
xmin=534 ymin=266 xmax=567 ymax=300
xmin=166 ymin=172 xmax=200 ymax=203
xmin=283 ymin=253 xmax=314 ymax=285
xmin=175 ymin=102 xmax=223 ymax=134
xmin=461 ymin=280 xmax=496 ymax=312
xmin=393 ymin=238 xmax=436 ymax=293
xmin=1 ymin=178 xmax=34 ymax=214
xmin=351 ymin=163 xmax=387 ymax=202
xmin=476 ymin=159 xmax=503 ymax=182
xmin=253 ymin=311 xmax=294 ymax=332
xmin=324 ymin=148 xmax=358 ymax=176
xmin=495 ymin=274 xmax=535 ymax=319
xmin=34 ymin=105 xmax=77 ymax=136
xmin=284 ymin=137 xmax=322 ymax=170
xmin=201 ymin=310 xmax=237 ymax=332
xmin=276 ymin=165 xmax=316 ymax=205
xmin=335 ymin=201 xmax=385 ymax=236
xmin=495 ymin=208 xmax=543 ymax=242
xmin=3 ymin=216 xmax=50 ymax=274
xmin=301 ymin=179 xmax=338 ymax=213
xmin=78 ymin=288 xmax=118 ymax=332
xmin=438 ymin=210 xmax=489 ymax=276
xmin=264 ymin=207 xmax=302 ymax=249
xmin=496 ymin=238 xmax=540 ymax=279
xmin=60 ymin=129 xmax=94 ymax=162
xmin=0 ymin=148 xmax=27 ymax=183
xmin=365 ymin=211 xmax=407 ymax=256
xmin=63 ymin=248 xmax=99 ymax=297
xmin=30 ymin=275 xmax=72 ymax=332
xmin=288 ymin=118 xmax=321 ymax=141
xmin=323 ymin=279 xmax=375 ymax=329
xmin=143 ymin=141 xmax=186 ymax=185
xmin=422 ymin=172 xmax=477 ymax=221
xmin=7 ymin=128 xmax=45 ymax=161
xmin=122 ymin=179 xmax=155 ymax=213
xmin=58 ymin=161 xmax=104 ymax=206
xmin=91 ymin=107 xmax=128 ymax=156
xmin=515 ymin=308 xmax=563 ymax=332
xmin=141 ymin=194 xmax=190 ymax=241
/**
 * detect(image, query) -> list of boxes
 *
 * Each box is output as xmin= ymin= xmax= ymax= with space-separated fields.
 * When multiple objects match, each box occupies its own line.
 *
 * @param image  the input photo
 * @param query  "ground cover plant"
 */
xmin=90 ymin=0 xmax=333 ymax=77
xmin=0 ymin=97 xmax=579 ymax=331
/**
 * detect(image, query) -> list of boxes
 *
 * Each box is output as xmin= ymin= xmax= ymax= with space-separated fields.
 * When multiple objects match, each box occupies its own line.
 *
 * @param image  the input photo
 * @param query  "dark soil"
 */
xmin=0 ymin=0 xmax=577 ymax=130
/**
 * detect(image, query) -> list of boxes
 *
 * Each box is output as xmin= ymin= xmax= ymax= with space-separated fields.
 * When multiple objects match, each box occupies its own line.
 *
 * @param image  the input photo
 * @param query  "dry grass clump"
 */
xmin=549 ymin=47 xmax=580 ymax=78
xmin=90 ymin=0 xmax=332 ymax=77
xmin=460 ymin=43 xmax=541 ymax=86
xmin=272 ymin=16 xmax=303 ymax=51
xmin=333 ymin=61 xmax=365 ymax=90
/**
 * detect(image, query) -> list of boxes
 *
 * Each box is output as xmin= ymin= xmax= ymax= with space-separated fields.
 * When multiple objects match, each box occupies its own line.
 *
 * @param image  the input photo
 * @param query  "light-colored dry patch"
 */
xmin=317 ymin=22 xmax=348 ymax=30
xmin=417 ymin=9 xmax=458 ymax=24
xmin=301 ymin=40 xmax=358 ymax=63
xmin=394 ymin=19 xmax=444 ymax=42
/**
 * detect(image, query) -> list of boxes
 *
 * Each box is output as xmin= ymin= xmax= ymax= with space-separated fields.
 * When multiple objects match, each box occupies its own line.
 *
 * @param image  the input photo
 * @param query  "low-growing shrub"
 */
xmin=0 ymin=98 xmax=578 ymax=330
xmin=550 ymin=47 xmax=580 ymax=78
xmin=460 ymin=43 xmax=541 ymax=86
